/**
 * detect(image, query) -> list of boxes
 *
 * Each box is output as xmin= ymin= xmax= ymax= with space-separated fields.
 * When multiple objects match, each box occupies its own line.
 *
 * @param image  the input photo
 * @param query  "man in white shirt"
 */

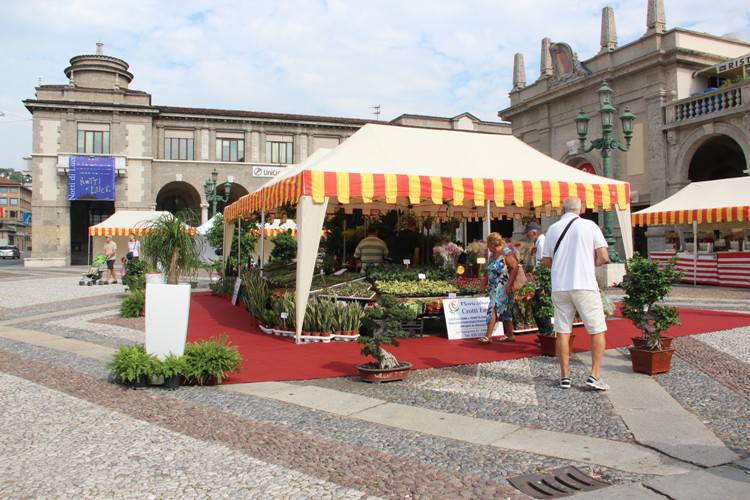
xmin=542 ymin=197 xmax=610 ymax=391
xmin=524 ymin=221 xmax=546 ymax=267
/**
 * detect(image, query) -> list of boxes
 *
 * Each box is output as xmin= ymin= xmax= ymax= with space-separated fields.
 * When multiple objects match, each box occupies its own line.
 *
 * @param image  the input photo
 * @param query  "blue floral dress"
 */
xmin=486 ymin=247 xmax=515 ymax=324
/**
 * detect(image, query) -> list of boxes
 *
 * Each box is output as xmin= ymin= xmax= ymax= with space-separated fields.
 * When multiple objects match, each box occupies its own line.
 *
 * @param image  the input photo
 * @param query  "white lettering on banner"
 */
xmin=443 ymin=297 xmax=504 ymax=340
xmin=253 ymin=166 xmax=283 ymax=178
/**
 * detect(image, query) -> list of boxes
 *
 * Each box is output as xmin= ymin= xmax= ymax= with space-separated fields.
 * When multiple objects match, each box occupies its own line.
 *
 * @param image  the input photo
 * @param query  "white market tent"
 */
xmin=224 ymin=123 xmax=634 ymax=342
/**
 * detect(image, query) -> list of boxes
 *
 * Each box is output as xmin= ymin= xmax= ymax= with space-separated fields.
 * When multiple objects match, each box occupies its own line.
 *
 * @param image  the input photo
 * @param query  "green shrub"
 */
xmin=108 ymin=344 xmax=160 ymax=384
xmin=183 ymin=336 xmax=242 ymax=385
xmin=120 ymin=289 xmax=145 ymax=318
xmin=242 ymin=270 xmax=270 ymax=318
xmin=159 ymin=353 xmax=187 ymax=379
xmin=270 ymin=230 xmax=297 ymax=263
xmin=123 ymin=259 xmax=150 ymax=291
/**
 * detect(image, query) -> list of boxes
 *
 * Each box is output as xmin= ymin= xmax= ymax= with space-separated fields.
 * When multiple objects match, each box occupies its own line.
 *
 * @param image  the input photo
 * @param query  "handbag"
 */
xmin=512 ymin=265 xmax=528 ymax=291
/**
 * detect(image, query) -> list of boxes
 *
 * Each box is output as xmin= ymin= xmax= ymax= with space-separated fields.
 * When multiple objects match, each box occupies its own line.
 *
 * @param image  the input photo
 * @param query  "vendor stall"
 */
xmin=88 ymin=210 xmax=175 ymax=265
xmin=632 ymin=177 xmax=750 ymax=288
xmin=225 ymin=123 xmax=633 ymax=343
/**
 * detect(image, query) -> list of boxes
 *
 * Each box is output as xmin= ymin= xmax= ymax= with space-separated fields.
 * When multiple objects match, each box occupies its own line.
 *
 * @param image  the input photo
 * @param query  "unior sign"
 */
xmin=253 ymin=166 xmax=283 ymax=178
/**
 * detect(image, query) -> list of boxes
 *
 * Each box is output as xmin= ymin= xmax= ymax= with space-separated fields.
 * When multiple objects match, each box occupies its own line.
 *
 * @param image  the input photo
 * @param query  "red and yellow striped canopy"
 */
xmin=88 ymin=226 xmax=197 ymax=236
xmin=632 ymin=206 xmax=750 ymax=227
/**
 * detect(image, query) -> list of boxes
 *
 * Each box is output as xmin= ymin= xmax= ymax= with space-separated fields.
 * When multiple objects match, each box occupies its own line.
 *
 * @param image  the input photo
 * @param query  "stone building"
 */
xmin=0 ymin=178 xmax=32 ymax=250
xmin=499 ymin=0 xmax=750 ymax=254
xmin=25 ymin=44 xmax=509 ymax=266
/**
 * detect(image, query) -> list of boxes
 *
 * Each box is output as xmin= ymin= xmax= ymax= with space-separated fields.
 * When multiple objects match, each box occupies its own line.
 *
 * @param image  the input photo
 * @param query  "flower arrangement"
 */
xmin=432 ymin=241 xmax=463 ymax=270
xmin=466 ymin=240 xmax=487 ymax=260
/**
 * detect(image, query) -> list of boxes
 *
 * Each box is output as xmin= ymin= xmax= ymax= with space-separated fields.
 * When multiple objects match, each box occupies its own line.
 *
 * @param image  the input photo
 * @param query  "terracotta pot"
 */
xmin=628 ymin=346 xmax=675 ymax=375
xmin=537 ymin=334 xmax=575 ymax=357
xmin=631 ymin=336 xmax=673 ymax=350
xmin=357 ymin=362 xmax=413 ymax=383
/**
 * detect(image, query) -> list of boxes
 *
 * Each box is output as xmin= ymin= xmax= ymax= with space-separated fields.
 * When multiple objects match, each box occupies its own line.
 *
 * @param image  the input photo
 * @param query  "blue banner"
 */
xmin=68 ymin=156 xmax=115 ymax=201
xmin=22 ymin=211 xmax=32 ymax=225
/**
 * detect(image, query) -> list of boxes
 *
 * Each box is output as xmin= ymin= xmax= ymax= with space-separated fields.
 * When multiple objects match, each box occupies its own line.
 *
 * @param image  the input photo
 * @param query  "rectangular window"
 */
xmin=77 ymin=130 xmax=110 ymax=154
xmin=0 ymin=187 xmax=6 ymax=193
xmin=164 ymin=138 xmax=195 ymax=160
xmin=10 ymin=198 xmax=18 ymax=205
xmin=0 ymin=198 xmax=7 ymax=205
xmin=265 ymin=141 xmax=294 ymax=164
xmin=10 ymin=187 xmax=19 ymax=192
xmin=215 ymin=139 xmax=245 ymax=162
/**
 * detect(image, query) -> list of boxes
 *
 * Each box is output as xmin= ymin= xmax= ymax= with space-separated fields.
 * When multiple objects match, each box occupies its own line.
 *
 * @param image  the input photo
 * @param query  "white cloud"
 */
xmin=0 ymin=0 xmax=748 ymax=168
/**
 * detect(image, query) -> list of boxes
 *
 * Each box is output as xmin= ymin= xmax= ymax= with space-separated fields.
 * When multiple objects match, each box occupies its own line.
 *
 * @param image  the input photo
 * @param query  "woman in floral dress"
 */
xmin=479 ymin=232 xmax=520 ymax=344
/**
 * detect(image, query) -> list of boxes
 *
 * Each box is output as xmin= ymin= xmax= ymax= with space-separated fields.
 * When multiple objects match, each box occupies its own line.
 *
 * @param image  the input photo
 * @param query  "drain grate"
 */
xmin=507 ymin=466 xmax=610 ymax=498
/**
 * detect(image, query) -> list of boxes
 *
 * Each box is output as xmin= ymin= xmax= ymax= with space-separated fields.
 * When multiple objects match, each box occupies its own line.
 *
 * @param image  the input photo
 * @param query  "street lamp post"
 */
xmin=203 ymin=168 xmax=232 ymax=219
xmin=574 ymin=81 xmax=636 ymax=264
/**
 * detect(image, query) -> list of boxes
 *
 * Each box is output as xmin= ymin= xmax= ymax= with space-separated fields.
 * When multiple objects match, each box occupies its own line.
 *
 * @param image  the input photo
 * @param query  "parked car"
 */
xmin=0 ymin=245 xmax=21 ymax=259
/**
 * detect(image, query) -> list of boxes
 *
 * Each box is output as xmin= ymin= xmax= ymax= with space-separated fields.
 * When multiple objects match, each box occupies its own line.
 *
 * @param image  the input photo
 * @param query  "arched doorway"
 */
xmin=688 ymin=135 xmax=747 ymax=181
xmin=212 ymin=183 xmax=249 ymax=219
xmin=155 ymin=181 xmax=201 ymax=225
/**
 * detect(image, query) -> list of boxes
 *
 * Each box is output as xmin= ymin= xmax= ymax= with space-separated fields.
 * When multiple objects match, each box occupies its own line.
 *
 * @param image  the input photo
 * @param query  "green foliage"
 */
xmin=204 ymin=213 xmax=258 ymax=274
xmin=182 ymin=336 xmax=242 ymax=385
xmin=270 ymin=230 xmax=297 ymax=263
xmin=358 ymin=295 xmax=417 ymax=368
xmin=374 ymin=279 xmax=458 ymax=297
xmin=242 ymin=270 xmax=270 ymax=318
xmin=120 ymin=289 xmax=145 ymax=318
xmin=205 ymin=213 xmax=225 ymax=249
xmin=621 ymin=253 xmax=683 ymax=350
xmin=0 ymin=168 xmax=28 ymax=183
xmin=271 ymin=292 xmax=296 ymax=330
xmin=141 ymin=212 xmax=201 ymax=284
xmin=108 ymin=344 xmax=160 ymax=384
xmin=365 ymin=263 xmax=453 ymax=281
xmin=257 ymin=308 xmax=276 ymax=327
xmin=533 ymin=265 xmax=555 ymax=320
xmin=159 ymin=353 xmax=187 ymax=379
xmin=122 ymin=258 xmax=150 ymax=291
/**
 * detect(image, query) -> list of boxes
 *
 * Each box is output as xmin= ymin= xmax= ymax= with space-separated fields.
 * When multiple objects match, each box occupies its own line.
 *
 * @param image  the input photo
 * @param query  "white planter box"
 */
xmin=145 ymin=283 xmax=191 ymax=360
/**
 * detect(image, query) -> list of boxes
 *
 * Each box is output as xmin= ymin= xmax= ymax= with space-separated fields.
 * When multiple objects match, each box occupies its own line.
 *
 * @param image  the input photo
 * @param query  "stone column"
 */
xmin=513 ymin=53 xmax=526 ymax=91
xmin=540 ymin=38 xmax=553 ymax=78
xmin=646 ymin=0 xmax=666 ymax=35
xmin=645 ymin=89 xmax=668 ymax=253
xmin=600 ymin=6 xmax=617 ymax=52
xmin=201 ymin=203 xmax=208 ymax=225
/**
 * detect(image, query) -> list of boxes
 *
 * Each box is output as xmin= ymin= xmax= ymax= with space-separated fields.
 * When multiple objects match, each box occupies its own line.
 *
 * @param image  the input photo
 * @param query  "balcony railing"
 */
xmin=665 ymin=82 xmax=748 ymax=125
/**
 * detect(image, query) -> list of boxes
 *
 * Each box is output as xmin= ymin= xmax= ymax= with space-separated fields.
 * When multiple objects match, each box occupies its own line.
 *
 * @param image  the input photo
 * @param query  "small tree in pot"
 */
xmin=357 ymin=295 xmax=416 ymax=382
xmin=141 ymin=212 xmax=201 ymax=285
xmin=621 ymin=254 xmax=682 ymax=374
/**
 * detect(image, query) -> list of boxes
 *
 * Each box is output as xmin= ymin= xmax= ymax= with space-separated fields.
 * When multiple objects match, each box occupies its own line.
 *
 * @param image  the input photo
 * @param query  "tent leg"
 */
xmin=237 ymin=219 xmax=242 ymax=276
xmin=483 ymin=202 xmax=491 ymax=240
xmin=259 ymin=211 xmax=266 ymax=273
xmin=693 ymin=220 xmax=698 ymax=287
xmin=295 ymin=196 xmax=329 ymax=344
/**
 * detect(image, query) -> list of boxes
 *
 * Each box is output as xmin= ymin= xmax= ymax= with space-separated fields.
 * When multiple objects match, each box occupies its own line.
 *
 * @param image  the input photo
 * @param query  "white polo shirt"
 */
xmin=534 ymin=233 xmax=546 ymax=264
xmin=542 ymin=213 xmax=607 ymax=292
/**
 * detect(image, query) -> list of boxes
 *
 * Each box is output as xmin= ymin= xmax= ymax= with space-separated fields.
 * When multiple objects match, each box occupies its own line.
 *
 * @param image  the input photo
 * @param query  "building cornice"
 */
xmin=23 ymin=99 xmax=158 ymax=116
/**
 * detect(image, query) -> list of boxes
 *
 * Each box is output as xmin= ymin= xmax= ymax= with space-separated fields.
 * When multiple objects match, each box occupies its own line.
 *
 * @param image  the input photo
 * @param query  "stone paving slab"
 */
xmin=571 ymin=483 xmax=666 ymax=499
xmin=735 ymin=457 xmax=750 ymax=470
xmin=0 ymin=301 xmax=120 ymax=326
xmin=643 ymin=466 xmax=750 ymax=500
xmin=223 ymin=382 xmax=690 ymax=475
xmin=0 ymin=325 xmax=114 ymax=361
xmin=578 ymin=349 xmax=739 ymax=467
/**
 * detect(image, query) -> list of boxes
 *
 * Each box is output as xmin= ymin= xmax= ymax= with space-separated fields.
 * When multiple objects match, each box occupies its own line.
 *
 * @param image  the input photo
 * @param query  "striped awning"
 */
xmin=224 ymin=124 xmax=631 ymax=222
xmin=631 ymin=177 xmax=750 ymax=227
xmin=87 ymin=210 xmax=197 ymax=236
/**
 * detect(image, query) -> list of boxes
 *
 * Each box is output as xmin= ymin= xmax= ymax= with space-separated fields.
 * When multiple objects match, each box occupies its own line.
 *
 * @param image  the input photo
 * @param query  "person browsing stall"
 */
xmin=354 ymin=227 xmax=389 ymax=270
xmin=479 ymin=232 xmax=520 ymax=344
xmin=392 ymin=217 xmax=421 ymax=265
xmin=525 ymin=221 xmax=546 ymax=267
xmin=541 ymin=197 xmax=609 ymax=391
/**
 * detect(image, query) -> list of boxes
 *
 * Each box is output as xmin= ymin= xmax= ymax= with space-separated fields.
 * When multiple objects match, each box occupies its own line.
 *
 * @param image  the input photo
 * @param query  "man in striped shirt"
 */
xmin=354 ymin=228 xmax=389 ymax=270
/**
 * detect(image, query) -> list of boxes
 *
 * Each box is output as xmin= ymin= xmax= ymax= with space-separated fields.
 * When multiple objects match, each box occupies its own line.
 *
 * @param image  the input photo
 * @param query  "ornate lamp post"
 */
xmin=203 ymin=168 xmax=232 ymax=218
xmin=575 ymin=81 xmax=636 ymax=263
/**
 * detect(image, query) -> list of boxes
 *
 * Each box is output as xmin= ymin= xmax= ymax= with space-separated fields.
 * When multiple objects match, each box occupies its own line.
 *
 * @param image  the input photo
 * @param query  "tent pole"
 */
xmin=87 ymin=233 xmax=91 ymax=266
xmin=237 ymin=219 xmax=242 ymax=276
xmin=259 ymin=210 xmax=266 ymax=273
xmin=693 ymin=220 xmax=698 ymax=287
xmin=483 ymin=201 xmax=491 ymax=240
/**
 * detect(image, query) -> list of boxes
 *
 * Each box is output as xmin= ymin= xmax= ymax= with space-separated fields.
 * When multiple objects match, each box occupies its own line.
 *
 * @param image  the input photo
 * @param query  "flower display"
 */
xmin=432 ymin=241 xmax=464 ymax=270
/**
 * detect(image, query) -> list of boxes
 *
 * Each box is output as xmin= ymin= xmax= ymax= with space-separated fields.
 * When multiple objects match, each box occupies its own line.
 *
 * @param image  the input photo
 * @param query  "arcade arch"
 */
xmin=688 ymin=135 xmax=747 ymax=182
xmin=155 ymin=181 xmax=202 ymax=224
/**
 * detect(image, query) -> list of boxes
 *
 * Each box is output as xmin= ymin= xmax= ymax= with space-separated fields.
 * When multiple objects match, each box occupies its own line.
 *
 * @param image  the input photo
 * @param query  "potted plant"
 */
xmin=621 ymin=254 xmax=682 ymax=375
xmin=120 ymin=288 xmax=145 ymax=318
xmin=242 ymin=270 xmax=270 ymax=327
xmin=532 ymin=265 xmax=567 ymax=356
xmin=141 ymin=212 xmax=201 ymax=360
xmin=182 ymin=336 xmax=242 ymax=385
xmin=108 ymin=344 xmax=160 ymax=388
xmin=159 ymin=353 xmax=186 ymax=390
xmin=356 ymin=295 xmax=416 ymax=382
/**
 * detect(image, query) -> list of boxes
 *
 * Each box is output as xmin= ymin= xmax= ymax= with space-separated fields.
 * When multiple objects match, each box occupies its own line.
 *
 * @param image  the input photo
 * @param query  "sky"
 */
xmin=1 ymin=0 xmax=749 ymax=170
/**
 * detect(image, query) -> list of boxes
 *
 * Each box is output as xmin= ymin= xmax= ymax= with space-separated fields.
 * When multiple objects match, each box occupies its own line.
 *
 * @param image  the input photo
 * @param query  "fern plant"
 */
xmin=108 ymin=344 xmax=160 ymax=384
xmin=182 ymin=336 xmax=242 ymax=385
xmin=120 ymin=289 xmax=145 ymax=318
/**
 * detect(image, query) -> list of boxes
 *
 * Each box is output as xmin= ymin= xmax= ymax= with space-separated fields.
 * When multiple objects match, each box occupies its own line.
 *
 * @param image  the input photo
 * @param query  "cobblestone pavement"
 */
xmin=1 ymin=269 xmax=749 ymax=498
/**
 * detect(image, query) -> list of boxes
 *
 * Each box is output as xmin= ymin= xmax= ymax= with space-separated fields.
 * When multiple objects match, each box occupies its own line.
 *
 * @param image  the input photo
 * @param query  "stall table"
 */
xmin=649 ymin=250 xmax=750 ymax=287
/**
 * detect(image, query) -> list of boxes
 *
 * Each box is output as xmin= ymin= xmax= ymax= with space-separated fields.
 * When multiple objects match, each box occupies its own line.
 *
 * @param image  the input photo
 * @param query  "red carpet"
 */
xmin=186 ymin=293 xmax=750 ymax=383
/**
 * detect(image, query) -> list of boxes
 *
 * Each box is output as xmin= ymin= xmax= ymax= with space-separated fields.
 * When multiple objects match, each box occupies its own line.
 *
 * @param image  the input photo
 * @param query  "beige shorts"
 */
xmin=552 ymin=289 xmax=607 ymax=335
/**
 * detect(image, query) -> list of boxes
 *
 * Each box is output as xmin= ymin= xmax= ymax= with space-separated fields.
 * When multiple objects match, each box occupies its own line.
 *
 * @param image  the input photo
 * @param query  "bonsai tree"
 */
xmin=141 ymin=212 xmax=201 ymax=285
xmin=620 ymin=253 xmax=683 ymax=350
xmin=358 ymin=295 xmax=416 ymax=369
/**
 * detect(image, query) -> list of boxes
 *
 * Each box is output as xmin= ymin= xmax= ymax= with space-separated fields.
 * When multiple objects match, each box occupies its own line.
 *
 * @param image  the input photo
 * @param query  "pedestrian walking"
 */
xmin=127 ymin=234 xmax=141 ymax=260
xmin=479 ymin=232 xmax=520 ymax=344
xmin=103 ymin=235 xmax=118 ymax=284
xmin=541 ymin=197 xmax=610 ymax=390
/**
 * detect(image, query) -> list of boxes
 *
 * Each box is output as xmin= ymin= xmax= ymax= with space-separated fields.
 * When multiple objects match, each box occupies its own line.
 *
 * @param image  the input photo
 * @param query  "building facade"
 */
xmin=25 ymin=44 xmax=510 ymax=266
xmin=0 ymin=178 xmax=32 ymax=250
xmin=499 ymin=0 xmax=750 ymax=254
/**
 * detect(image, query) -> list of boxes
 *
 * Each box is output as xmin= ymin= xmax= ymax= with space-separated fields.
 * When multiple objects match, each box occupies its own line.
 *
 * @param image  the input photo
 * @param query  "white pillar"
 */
xmin=294 ymin=196 xmax=329 ymax=343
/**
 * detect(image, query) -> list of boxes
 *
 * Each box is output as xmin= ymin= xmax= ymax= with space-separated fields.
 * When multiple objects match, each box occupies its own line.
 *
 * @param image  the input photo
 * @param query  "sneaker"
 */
xmin=560 ymin=378 xmax=571 ymax=389
xmin=585 ymin=375 xmax=610 ymax=391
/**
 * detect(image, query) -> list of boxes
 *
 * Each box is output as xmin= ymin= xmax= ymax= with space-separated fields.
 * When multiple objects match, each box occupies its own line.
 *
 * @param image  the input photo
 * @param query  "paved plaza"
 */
xmin=1 ymin=263 xmax=749 ymax=498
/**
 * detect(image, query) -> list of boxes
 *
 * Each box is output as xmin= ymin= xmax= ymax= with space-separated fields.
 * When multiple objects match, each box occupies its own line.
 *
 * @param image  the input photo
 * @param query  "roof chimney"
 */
xmin=96 ymin=42 xmax=104 ymax=55
xmin=513 ymin=53 xmax=526 ymax=91
xmin=600 ymin=6 xmax=618 ymax=52
xmin=540 ymin=38 xmax=553 ymax=78
xmin=646 ymin=0 xmax=665 ymax=35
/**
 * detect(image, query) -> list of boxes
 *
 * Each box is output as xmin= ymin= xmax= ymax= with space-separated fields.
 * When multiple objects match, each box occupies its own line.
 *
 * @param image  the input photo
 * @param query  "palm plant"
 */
xmin=141 ymin=212 xmax=201 ymax=285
